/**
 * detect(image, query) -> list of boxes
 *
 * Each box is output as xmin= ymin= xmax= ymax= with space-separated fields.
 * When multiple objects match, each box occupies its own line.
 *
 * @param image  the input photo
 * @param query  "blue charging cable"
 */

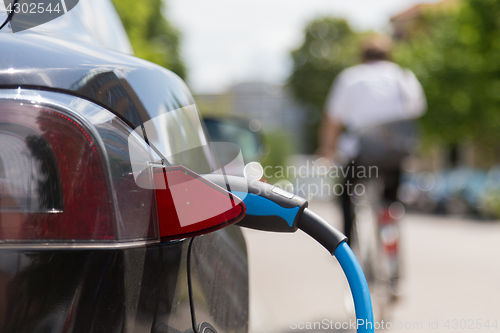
xmin=294 ymin=207 xmax=375 ymax=333
xmin=204 ymin=175 xmax=375 ymax=333
xmin=335 ymin=242 xmax=374 ymax=333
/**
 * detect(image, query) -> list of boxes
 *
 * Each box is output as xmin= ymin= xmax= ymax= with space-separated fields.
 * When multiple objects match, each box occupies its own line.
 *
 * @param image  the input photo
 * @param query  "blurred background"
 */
xmin=111 ymin=0 xmax=500 ymax=331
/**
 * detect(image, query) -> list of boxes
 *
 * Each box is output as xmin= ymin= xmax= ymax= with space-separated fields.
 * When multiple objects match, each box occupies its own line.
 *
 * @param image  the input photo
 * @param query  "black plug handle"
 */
xmin=203 ymin=174 xmax=346 ymax=253
xmin=298 ymin=208 xmax=348 ymax=255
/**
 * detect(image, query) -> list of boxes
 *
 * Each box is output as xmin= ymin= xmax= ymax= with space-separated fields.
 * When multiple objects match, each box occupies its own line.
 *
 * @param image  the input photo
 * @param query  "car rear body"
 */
xmin=0 ymin=1 xmax=248 ymax=332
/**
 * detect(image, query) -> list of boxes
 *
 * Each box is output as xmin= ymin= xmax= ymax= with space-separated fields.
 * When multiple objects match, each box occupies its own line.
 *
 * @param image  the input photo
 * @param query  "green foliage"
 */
xmin=288 ymin=18 xmax=361 ymax=153
xmin=111 ymin=0 xmax=186 ymax=79
xmin=394 ymin=0 xmax=500 ymax=148
xmin=260 ymin=131 xmax=294 ymax=182
xmin=478 ymin=188 xmax=500 ymax=219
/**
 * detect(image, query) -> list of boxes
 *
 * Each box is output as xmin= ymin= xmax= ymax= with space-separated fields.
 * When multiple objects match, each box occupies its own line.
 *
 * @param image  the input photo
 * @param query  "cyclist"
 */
xmin=318 ymin=34 xmax=426 ymax=253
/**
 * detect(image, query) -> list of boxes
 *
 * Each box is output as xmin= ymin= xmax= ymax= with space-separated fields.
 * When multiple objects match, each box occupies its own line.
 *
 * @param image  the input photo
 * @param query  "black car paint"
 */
xmin=0 ymin=33 xmax=248 ymax=332
xmin=0 ymin=33 xmax=189 ymax=129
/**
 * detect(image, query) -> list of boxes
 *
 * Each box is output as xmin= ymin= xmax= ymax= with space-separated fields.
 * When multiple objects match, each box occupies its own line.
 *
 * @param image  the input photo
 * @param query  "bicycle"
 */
xmin=349 ymin=177 xmax=402 ymax=321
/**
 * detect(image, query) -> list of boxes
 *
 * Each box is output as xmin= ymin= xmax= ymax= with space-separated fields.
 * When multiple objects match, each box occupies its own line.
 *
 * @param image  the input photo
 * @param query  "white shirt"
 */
xmin=325 ymin=61 xmax=426 ymax=158
xmin=326 ymin=61 xmax=426 ymax=130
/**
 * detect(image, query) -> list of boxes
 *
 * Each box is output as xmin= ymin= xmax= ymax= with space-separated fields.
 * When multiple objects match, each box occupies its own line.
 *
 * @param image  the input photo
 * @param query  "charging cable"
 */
xmin=204 ymin=174 xmax=374 ymax=333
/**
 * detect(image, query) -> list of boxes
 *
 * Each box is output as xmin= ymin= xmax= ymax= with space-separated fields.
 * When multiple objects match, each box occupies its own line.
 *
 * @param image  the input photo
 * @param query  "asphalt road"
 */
xmin=243 ymin=201 xmax=500 ymax=333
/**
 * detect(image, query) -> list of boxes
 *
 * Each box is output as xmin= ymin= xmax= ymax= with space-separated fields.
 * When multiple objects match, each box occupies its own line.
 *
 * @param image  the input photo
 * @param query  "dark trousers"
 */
xmin=341 ymin=164 xmax=401 ymax=244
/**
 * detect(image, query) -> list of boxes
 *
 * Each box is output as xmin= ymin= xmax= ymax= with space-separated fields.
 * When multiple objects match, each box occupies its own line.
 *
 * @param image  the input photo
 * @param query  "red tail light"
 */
xmin=0 ymin=100 xmax=114 ymax=240
xmin=153 ymin=166 xmax=245 ymax=241
xmin=0 ymin=90 xmax=245 ymax=245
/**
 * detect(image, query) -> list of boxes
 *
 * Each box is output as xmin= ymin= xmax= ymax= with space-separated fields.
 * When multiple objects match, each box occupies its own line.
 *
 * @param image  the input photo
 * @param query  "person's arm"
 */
xmin=400 ymin=69 xmax=427 ymax=118
xmin=319 ymin=71 xmax=347 ymax=160
xmin=318 ymin=113 xmax=343 ymax=160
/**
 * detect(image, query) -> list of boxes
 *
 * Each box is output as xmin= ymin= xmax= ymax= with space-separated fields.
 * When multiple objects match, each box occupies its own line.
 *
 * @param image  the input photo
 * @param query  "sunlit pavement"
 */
xmin=243 ymin=200 xmax=500 ymax=333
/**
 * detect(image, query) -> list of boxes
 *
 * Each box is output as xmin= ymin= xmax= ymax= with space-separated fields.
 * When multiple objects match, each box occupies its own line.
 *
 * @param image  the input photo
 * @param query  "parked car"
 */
xmin=0 ymin=1 xmax=250 ymax=332
xmin=399 ymin=167 xmax=500 ymax=218
xmin=203 ymin=116 xmax=263 ymax=164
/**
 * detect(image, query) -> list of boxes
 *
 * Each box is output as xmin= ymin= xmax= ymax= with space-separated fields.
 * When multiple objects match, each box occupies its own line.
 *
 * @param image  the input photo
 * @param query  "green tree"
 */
xmin=288 ymin=18 xmax=360 ymax=153
xmin=394 ymin=0 xmax=500 ymax=149
xmin=112 ymin=0 xmax=186 ymax=79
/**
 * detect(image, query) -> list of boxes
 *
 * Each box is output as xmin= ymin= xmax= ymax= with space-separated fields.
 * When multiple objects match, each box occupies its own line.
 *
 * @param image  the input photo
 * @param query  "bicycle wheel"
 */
xmin=350 ymin=179 xmax=395 ymax=321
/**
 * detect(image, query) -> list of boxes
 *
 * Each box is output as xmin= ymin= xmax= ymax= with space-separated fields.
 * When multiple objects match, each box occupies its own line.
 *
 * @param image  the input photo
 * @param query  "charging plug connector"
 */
xmin=203 ymin=174 xmax=346 ymax=252
xmin=203 ymin=174 xmax=373 ymax=333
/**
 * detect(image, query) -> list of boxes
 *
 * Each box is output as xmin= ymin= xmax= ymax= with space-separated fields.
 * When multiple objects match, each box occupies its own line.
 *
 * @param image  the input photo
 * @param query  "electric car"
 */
xmin=0 ymin=1 xmax=249 ymax=332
